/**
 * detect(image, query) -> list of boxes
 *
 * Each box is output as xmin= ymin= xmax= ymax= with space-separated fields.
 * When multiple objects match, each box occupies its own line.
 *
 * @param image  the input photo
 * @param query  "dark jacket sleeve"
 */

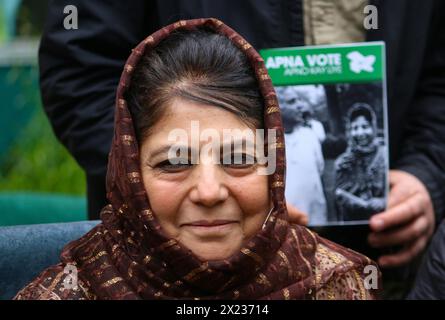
xmin=407 ymin=219 xmax=445 ymax=300
xmin=39 ymin=0 xmax=152 ymax=176
xmin=395 ymin=0 xmax=445 ymax=223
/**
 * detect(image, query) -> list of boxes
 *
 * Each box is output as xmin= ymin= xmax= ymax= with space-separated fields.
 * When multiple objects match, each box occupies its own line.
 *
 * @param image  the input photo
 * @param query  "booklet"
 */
xmin=261 ymin=42 xmax=389 ymax=226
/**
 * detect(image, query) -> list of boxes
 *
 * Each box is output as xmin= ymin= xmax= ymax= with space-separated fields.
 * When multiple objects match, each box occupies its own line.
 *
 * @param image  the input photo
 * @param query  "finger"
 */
xmin=299 ymin=215 xmax=309 ymax=226
xmin=369 ymin=193 xmax=426 ymax=232
xmin=387 ymin=170 xmax=415 ymax=208
xmin=388 ymin=170 xmax=405 ymax=188
xmin=290 ymin=209 xmax=309 ymax=225
xmin=377 ymin=236 xmax=428 ymax=268
xmin=387 ymin=180 xmax=411 ymax=209
xmin=368 ymin=215 xmax=429 ymax=248
xmin=286 ymin=202 xmax=309 ymax=226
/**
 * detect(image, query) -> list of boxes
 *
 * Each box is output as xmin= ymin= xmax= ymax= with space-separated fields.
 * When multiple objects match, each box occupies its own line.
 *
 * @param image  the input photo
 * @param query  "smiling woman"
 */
xmin=335 ymin=103 xmax=386 ymax=221
xmin=15 ymin=18 xmax=380 ymax=300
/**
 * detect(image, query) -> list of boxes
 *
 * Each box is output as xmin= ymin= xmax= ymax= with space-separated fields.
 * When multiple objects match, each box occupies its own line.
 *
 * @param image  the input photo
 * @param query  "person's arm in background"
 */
xmin=39 ymin=0 xmax=153 ymax=218
xmin=368 ymin=0 xmax=445 ymax=268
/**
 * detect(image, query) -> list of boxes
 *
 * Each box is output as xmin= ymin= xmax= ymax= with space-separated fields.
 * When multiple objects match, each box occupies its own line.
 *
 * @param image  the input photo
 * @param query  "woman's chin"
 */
xmin=193 ymin=246 xmax=239 ymax=261
xmin=181 ymin=238 xmax=243 ymax=261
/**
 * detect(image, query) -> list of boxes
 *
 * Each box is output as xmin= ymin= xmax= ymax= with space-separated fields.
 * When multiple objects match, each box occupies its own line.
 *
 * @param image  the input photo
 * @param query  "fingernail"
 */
xmin=371 ymin=218 xmax=384 ymax=231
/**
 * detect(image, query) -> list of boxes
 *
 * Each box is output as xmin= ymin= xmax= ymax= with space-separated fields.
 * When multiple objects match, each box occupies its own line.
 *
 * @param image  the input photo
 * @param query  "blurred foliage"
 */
xmin=0 ymin=1 xmax=85 ymax=195
xmin=0 ymin=106 xmax=86 ymax=195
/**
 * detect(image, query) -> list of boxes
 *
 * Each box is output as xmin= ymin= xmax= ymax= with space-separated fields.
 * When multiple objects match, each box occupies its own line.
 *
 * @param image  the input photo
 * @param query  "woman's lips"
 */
xmin=181 ymin=220 xmax=238 ymax=236
xmin=183 ymin=220 xmax=237 ymax=227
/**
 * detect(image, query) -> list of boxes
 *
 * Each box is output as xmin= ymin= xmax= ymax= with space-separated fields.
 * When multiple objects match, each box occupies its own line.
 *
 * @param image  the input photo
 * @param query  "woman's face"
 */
xmin=140 ymin=99 xmax=270 ymax=261
xmin=350 ymin=115 xmax=375 ymax=147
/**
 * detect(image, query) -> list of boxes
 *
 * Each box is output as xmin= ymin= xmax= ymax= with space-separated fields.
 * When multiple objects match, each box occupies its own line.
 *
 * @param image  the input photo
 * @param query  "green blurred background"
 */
xmin=0 ymin=0 xmax=87 ymax=226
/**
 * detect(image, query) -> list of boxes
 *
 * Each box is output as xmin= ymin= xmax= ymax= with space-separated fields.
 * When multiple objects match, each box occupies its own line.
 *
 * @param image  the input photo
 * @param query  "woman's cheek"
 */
xmin=144 ymin=180 xmax=182 ymax=220
xmin=242 ymin=173 xmax=269 ymax=203
xmin=231 ymin=174 xmax=269 ymax=220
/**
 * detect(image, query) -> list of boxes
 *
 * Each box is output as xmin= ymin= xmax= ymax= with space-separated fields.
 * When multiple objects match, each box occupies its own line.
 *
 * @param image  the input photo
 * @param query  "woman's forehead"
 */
xmin=140 ymin=99 xmax=262 ymax=150
xmin=155 ymin=99 xmax=253 ymax=130
xmin=351 ymin=115 xmax=371 ymax=123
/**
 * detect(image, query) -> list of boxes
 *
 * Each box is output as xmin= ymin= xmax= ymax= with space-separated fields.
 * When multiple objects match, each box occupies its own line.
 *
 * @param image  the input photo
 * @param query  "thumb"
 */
xmin=286 ymin=202 xmax=309 ymax=225
xmin=387 ymin=170 xmax=414 ymax=208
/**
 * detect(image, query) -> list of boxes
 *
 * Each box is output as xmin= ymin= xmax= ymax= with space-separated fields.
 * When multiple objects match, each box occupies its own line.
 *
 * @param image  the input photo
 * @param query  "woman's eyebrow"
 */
xmin=148 ymin=144 xmax=195 ymax=160
xmin=221 ymin=138 xmax=255 ymax=152
xmin=148 ymin=139 xmax=255 ymax=160
xmin=148 ymin=145 xmax=177 ymax=160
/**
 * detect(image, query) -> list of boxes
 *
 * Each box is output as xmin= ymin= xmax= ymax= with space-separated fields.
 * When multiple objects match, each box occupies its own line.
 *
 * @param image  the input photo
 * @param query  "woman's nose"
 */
xmin=189 ymin=164 xmax=229 ymax=207
xmin=354 ymin=128 xmax=364 ymax=136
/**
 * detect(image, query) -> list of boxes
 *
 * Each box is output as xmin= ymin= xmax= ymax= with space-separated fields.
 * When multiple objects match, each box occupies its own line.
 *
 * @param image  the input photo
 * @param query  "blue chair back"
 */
xmin=0 ymin=220 xmax=99 ymax=300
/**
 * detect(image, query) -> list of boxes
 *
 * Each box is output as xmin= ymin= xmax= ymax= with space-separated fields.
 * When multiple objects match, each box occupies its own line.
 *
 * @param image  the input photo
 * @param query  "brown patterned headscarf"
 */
xmin=22 ymin=18 xmax=379 ymax=300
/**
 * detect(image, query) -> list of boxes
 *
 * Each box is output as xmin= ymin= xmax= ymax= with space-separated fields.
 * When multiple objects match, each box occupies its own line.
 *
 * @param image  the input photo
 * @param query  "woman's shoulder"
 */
xmin=13 ymin=263 xmax=96 ymax=300
xmin=334 ymin=150 xmax=355 ymax=170
xmin=291 ymin=226 xmax=380 ymax=299
xmin=313 ymin=232 xmax=380 ymax=299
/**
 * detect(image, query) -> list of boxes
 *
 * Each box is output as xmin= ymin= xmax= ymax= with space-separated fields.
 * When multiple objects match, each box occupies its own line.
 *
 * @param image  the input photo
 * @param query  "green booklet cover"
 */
xmin=261 ymin=42 xmax=389 ymax=226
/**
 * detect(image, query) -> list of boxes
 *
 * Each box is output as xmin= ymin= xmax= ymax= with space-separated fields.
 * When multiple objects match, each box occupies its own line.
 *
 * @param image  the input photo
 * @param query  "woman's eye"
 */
xmin=155 ymin=159 xmax=192 ymax=172
xmin=222 ymin=154 xmax=257 ymax=168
